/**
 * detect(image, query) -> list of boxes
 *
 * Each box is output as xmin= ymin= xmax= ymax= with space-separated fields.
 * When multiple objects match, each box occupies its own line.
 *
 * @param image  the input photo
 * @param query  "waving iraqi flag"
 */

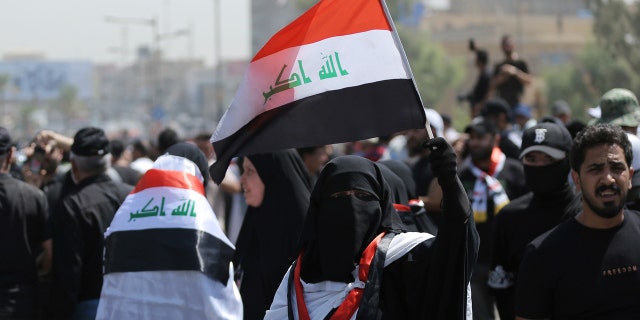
xmin=209 ymin=0 xmax=427 ymax=184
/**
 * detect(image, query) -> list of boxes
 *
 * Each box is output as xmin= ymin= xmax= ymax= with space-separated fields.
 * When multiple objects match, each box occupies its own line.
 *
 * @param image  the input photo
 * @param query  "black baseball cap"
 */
xmin=0 ymin=127 xmax=11 ymax=155
xmin=520 ymin=122 xmax=572 ymax=160
xmin=71 ymin=127 xmax=110 ymax=156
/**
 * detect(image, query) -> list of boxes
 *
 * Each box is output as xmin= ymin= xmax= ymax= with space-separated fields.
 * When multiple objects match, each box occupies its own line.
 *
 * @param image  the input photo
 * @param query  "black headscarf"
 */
xmin=299 ymin=155 xmax=405 ymax=283
xmin=234 ymin=149 xmax=311 ymax=319
xmin=165 ymin=142 xmax=209 ymax=187
xmin=378 ymin=163 xmax=409 ymax=205
xmin=379 ymin=159 xmax=417 ymax=200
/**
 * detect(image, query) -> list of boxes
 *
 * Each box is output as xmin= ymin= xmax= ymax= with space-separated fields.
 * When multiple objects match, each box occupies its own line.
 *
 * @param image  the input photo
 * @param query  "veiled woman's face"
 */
xmin=241 ymin=157 xmax=265 ymax=207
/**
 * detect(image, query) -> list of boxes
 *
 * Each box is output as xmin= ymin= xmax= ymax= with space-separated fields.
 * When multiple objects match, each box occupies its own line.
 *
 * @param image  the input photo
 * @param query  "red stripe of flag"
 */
xmin=132 ymin=169 xmax=205 ymax=196
xmin=252 ymin=0 xmax=391 ymax=62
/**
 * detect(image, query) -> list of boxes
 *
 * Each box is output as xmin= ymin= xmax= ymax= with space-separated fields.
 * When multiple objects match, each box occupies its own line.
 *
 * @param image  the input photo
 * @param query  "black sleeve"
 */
xmin=381 ymin=176 xmax=479 ymax=319
xmin=439 ymin=176 xmax=479 ymax=285
xmin=471 ymin=72 xmax=490 ymax=103
xmin=492 ymin=63 xmax=502 ymax=78
xmin=26 ymin=188 xmax=49 ymax=248
xmin=51 ymin=199 xmax=84 ymax=319
xmin=515 ymin=245 xmax=552 ymax=319
xmin=491 ymin=213 xmax=506 ymax=270
xmin=518 ymin=60 xmax=529 ymax=74
xmin=421 ymin=176 xmax=479 ymax=319
xmin=489 ymin=212 xmax=518 ymax=320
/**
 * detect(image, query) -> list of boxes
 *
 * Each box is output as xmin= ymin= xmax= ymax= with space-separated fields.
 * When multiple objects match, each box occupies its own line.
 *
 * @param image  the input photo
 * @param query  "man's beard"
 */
xmin=582 ymin=184 xmax=626 ymax=219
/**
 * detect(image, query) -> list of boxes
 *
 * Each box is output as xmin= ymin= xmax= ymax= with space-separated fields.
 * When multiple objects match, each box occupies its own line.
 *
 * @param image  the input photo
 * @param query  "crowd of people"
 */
xmin=2 ymin=33 xmax=640 ymax=320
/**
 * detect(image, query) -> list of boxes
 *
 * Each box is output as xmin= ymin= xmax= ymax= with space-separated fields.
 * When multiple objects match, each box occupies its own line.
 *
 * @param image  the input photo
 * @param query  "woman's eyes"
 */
xmin=354 ymin=192 xmax=377 ymax=201
xmin=329 ymin=190 xmax=377 ymax=201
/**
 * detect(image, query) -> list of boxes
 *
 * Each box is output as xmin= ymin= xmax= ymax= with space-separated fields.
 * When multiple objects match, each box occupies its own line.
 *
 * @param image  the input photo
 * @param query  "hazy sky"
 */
xmin=0 ymin=0 xmax=250 ymax=65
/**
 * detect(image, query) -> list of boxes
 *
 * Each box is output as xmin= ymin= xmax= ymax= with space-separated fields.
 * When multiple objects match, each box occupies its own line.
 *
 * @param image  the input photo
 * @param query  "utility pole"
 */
xmin=156 ymin=28 xmax=192 ymax=59
xmin=156 ymin=27 xmax=192 ymax=120
xmin=104 ymin=16 xmax=158 ymax=65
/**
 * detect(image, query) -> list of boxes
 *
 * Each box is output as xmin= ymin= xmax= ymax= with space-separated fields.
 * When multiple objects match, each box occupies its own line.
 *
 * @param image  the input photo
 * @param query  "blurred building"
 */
xmin=0 ymin=47 xmax=246 ymax=141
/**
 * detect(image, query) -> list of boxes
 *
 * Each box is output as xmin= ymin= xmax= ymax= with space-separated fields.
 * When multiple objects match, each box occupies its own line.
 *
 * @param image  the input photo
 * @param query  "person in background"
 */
xmin=550 ymin=100 xmax=572 ymax=126
xmin=442 ymin=113 xmax=461 ymax=143
xmin=156 ymin=127 xmax=180 ymax=155
xmin=130 ymin=139 xmax=154 ymax=175
xmin=50 ymin=127 xmax=133 ymax=319
xmin=109 ymin=139 xmax=141 ymax=185
xmin=459 ymin=45 xmax=491 ymax=118
xmin=297 ymin=146 xmax=330 ymax=186
xmin=516 ymin=124 xmax=640 ymax=319
xmin=481 ymin=98 xmax=521 ymax=159
xmin=489 ymin=122 xmax=580 ymax=320
xmin=591 ymin=88 xmax=640 ymax=135
xmin=234 ymin=150 xmax=312 ymax=319
xmin=0 ymin=127 xmax=51 ymax=320
xmin=490 ymin=34 xmax=532 ymax=110
xmin=625 ymin=133 xmax=640 ymax=211
xmin=512 ymin=104 xmax=536 ymax=135
xmin=458 ymin=117 xmax=528 ymax=320
xmin=550 ymin=99 xmax=587 ymax=139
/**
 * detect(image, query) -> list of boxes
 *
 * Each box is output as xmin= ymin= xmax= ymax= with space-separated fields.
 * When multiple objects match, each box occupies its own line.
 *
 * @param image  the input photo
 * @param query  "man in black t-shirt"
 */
xmin=491 ymin=35 xmax=531 ymax=110
xmin=516 ymin=124 xmax=640 ymax=319
xmin=489 ymin=123 xmax=580 ymax=320
xmin=0 ymin=127 xmax=50 ymax=319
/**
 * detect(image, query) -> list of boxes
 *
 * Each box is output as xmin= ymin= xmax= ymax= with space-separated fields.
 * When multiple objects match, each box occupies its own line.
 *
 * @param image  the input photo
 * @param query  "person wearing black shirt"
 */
xmin=460 ymin=49 xmax=491 ymax=118
xmin=516 ymin=124 xmax=640 ymax=319
xmin=0 ymin=127 xmax=50 ymax=319
xmin=50 ymin=128 xmax=132 ymax=319
xmin=490 ymin=35 xmax=531 ymax=110
xmin=488 ymin=123 xmax=580 ymax=320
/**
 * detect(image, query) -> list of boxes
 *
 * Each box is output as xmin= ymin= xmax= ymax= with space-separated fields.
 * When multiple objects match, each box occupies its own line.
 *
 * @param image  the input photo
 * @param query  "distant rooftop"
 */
xmin=3 ymin=50 xmax=46 ymax=61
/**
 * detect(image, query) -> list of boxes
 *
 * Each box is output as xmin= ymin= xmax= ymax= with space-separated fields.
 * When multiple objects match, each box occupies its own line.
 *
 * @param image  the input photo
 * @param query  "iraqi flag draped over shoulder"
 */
xmin=209 ymin=0 xmax=427 ymax=184
xmin=104 ymin=155 xmax=235 ymax=281
xmin=98 ymin=155 xmax=241 ymax=319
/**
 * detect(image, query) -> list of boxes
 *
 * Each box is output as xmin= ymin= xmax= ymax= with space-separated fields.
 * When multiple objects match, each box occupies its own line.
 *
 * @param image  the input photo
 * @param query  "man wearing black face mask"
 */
xmin=488 ymin=122 xmax=580 ymax=320
xmin=515 ymin=124 xmax=640 ymax=319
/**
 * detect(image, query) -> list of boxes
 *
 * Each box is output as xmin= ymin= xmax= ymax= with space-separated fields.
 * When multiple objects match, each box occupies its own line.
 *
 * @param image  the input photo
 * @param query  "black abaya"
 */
xmin=234 ymin=149 xmax=312 ymax=320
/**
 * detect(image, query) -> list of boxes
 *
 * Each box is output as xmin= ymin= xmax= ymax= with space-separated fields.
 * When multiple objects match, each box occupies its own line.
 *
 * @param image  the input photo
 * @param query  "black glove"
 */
xmin=423 ymin=137 xmax=458 ymax=186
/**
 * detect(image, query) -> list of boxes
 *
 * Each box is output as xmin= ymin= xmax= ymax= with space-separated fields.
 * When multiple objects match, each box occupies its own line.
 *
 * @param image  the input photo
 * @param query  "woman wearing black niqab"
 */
xmin=234 ymin=149 xmax=312 ymax=320
xmin=265 ymin=138 xmax=479 ymax=319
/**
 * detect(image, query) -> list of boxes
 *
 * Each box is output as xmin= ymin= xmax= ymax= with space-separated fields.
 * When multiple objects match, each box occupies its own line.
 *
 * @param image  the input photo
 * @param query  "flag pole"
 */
xmin=378 ymin=0 xmax=434 ymax=140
